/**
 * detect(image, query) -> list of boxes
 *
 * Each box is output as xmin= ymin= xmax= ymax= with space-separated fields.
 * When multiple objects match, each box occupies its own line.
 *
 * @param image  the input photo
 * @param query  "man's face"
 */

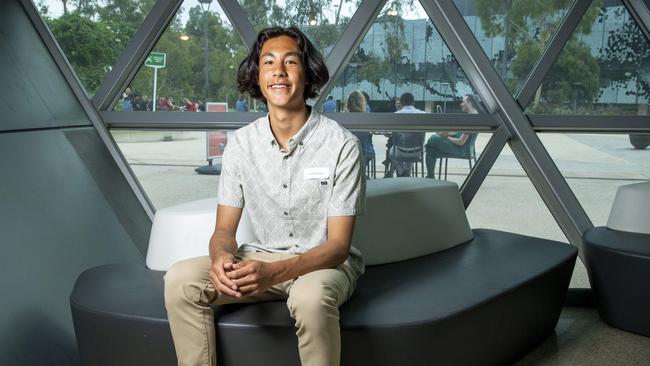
xmin=460 ymin=96 xmax=470 ymax=113
xmin=258 ymin=36 xmax=306 ymax=111
xmin=394 ymin=98 xmax=402 ymax=110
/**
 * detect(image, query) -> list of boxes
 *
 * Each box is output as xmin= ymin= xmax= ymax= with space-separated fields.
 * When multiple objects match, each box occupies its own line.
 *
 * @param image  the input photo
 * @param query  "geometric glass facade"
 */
xmin=36 ymin=0 xmax=156 ymax=97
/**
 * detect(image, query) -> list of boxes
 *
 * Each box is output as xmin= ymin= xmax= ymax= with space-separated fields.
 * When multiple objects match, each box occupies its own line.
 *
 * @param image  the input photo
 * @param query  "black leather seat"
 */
xmin=584 ymin=226 xmax=650 ymax=337
xmin=71 ymin=229 xmax=576 ymax=366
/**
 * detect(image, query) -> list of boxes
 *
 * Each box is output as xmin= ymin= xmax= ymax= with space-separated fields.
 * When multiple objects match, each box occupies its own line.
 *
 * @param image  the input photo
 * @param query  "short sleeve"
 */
xmin=327 ymin=138 xmax=366 ymax=216
xmin=217 ymin=135 xmax=245 ymax=208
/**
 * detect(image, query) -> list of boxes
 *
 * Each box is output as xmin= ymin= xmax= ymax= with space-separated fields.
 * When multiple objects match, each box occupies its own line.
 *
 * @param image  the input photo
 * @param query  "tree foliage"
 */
xmin=475 ymin=0 xmax=602 ymax=111
xmin=599 ymin=6 xmax=650 ymax=100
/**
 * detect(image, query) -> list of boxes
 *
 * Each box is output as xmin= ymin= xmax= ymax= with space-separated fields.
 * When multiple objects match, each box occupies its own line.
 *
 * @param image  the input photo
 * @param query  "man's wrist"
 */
xmin=270 ymin=259 xmax=294 ymax=283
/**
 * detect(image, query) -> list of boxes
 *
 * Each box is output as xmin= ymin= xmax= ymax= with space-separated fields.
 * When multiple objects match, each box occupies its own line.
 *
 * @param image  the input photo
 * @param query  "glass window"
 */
xmin=239 ymin=0 xmax=356 ymax=57
xmin=464 ymin=146 xmax=590 ymax=288
xmin=110 ymin=129 xmax=227 ymax=209
xmin=324 ymin=0 xmax=481 ymax=114
xmin=527 ymin=0 xmax=650 ymax=115
xmin=538 ymin=132 xmax=650 ymax=287
xmin=540 ymin=132 xmax=650 ymax=227
xmin=348 ymin=129 xmax=489 ymax=185
xmin=118 ymin=0 xmax=251 ymax=112
xmin=36 ymin=0 xmax=155 ymax=96
xmin=453 ymin=0 xmax=574 ymax=96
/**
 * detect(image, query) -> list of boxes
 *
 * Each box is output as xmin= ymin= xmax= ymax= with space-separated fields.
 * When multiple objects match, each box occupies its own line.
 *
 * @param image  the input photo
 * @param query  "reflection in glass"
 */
xmin=119 ymin=0 xmax=254 ymax=112
xmin=528 ymin=0 xmax=650 ymax=115
xmin=453 ymin=0 xmax=573 ymax=95
xmin=239 ymin=0 xmax=355 ymax=57
xmin=325 ymin=0 xmax=478 ymax=113
xmin=37 ymin=0 xmax=155 ymax=96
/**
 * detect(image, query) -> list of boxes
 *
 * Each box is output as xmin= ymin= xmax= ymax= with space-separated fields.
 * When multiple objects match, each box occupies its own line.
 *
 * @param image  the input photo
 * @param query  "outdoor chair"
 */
xmin=438 ymin=133 xmax=478 ymax=180
xmin=386 ymin=132 xmax=425 ymax=177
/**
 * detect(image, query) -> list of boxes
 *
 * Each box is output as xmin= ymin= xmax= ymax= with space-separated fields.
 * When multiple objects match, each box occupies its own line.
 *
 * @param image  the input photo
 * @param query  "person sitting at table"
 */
xmin=347 ymin=90 xmax=374 ymax=171
xmin=386 ymin=92 xmax=425 ymax=177
xmin=425 ymin=94 xmax=483 ymax=178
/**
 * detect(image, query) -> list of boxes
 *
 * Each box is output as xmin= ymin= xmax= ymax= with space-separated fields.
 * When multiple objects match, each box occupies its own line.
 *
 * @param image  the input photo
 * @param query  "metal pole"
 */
xmin=152 ymin=67 xmax=158 ymax=111
xmin=203 ymin=6 xmax=210 ymax=102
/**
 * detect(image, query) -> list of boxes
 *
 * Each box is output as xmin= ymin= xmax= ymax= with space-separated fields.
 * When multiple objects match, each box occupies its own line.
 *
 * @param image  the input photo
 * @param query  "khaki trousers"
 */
xmin=164 ymin=252 xmax=361 ymax=366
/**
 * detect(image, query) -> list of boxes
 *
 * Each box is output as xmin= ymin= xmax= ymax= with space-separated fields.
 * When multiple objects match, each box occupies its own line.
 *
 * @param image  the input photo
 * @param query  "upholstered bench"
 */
xmin=71 ymin=178 xmax=577 ymax=366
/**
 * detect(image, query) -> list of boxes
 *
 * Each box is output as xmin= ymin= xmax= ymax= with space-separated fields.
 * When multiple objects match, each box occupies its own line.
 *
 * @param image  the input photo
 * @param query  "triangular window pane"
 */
xmin=527 ymin=0 xmax=650 ymax=115
xmin=453 ymin=0 xmax=573 ymax=96
xmin=325 ymin=0 xmax=481 ymax=113
xmin=239 ymin=0 xmax=356 ymax=58
xmin=37 ymin=0 xmax=156 ymax=97
xmin=464 ymin=145 xmax=589 ymax=288
xmin=117 ymin=0 xmax=251 ymax=112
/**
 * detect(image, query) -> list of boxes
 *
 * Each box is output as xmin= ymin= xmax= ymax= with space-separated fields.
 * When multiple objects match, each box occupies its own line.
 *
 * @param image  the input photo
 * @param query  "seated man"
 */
xmin=164 ymin=27 xmax=366 ymax=366
xmin=425 ymin=94 xmax=483 ymax=178
xmin=386 ymin=92 xmax=425 ymax=177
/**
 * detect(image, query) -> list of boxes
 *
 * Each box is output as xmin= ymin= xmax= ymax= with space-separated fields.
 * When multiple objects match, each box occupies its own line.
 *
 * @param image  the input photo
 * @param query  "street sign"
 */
xmin=145 ymin=52 xmax=166 ymax=68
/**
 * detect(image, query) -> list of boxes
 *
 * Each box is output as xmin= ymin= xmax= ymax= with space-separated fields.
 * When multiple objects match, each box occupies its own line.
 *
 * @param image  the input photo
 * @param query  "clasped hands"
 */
xmin=210 ymin=252 xmax=278 ymax=298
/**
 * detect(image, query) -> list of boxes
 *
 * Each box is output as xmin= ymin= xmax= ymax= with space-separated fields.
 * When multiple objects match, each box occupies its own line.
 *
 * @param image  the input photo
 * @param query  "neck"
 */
xmin=268 ymin=103 xmax=310 ymax=150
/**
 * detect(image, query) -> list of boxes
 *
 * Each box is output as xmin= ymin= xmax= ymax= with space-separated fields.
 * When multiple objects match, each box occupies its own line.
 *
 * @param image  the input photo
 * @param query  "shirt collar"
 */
xmin=264 ymin=107 xmax=320 ymax=152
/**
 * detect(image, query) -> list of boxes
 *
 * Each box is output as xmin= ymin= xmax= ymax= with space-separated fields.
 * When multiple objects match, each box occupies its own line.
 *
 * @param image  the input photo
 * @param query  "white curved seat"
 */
xmin=146 ymin=178 xmax=472 ymax=270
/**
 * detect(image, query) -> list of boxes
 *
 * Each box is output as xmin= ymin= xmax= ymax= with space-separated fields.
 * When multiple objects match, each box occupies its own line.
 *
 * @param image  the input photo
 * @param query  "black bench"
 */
xmin=71 ymin=228 xmax=576 ymax=366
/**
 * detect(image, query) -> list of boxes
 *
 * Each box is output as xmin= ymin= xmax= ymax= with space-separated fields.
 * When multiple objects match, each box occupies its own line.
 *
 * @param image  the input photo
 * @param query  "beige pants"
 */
xmin=164 ymin=251 xmax=361 ymax=366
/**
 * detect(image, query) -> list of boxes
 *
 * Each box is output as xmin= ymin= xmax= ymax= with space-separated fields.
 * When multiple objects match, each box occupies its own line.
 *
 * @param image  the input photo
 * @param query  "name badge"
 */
xmin=304 ymin=167 xmax=329 ymax=180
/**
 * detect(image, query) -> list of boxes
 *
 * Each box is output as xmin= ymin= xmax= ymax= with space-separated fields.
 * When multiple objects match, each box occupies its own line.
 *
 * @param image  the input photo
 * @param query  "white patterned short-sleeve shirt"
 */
xmin=217 ymin=109 xmax=366 ymax=272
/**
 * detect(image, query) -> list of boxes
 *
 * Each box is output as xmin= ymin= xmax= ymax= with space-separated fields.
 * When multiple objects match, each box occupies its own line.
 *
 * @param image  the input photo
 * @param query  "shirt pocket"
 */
xmin=293 ymin=179 xmax=329 ymax=218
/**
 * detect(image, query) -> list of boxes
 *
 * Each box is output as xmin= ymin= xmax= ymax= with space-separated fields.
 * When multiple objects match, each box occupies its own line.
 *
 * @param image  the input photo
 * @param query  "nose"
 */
xmin=272 ymin=62 xmax=287 ymax=77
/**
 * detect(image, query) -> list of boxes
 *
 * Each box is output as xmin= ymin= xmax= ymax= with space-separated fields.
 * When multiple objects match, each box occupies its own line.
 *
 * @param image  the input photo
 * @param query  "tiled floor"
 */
xmin=516 ymin=308 xmax=650 ymax=365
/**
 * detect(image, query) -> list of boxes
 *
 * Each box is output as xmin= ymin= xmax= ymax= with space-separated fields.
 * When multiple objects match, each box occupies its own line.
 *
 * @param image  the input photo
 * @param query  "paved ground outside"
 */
xmin=113 ymin=130 xmax=650 ymax=289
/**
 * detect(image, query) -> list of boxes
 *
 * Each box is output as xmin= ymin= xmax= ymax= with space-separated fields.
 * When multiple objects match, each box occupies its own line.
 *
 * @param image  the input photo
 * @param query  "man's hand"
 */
xmin=225 ymin=260 xmax=280 ymax=296
xmin=210 ymin=251 xmax=242 ymax=298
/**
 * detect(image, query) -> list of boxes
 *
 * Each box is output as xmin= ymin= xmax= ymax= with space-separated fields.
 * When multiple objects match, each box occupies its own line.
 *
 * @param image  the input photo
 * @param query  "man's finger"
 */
xmin=210 ymin=271 xmax=241 ymax=297
xmin=238 ymin=284 xmax=258 ymax=294
xmin=213 ymin=262 xmax=238 ymax=289
xmin=231 ymin=274 xmax=257 ymax=287
xmin=225 ymin=263 xmax=255 ymax=280
xmin=212 ymin=265 xmax=239 ymax=291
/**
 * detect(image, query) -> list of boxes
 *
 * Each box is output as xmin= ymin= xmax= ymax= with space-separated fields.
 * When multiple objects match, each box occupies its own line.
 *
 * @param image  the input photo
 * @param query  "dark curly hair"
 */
xmin=237 ymin=27 xmax=329 ymax=101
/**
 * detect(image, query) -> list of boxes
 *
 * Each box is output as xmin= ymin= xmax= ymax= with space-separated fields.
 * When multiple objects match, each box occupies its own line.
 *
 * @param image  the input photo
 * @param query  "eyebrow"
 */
xmin=260 ymin=51 xmax=301 ymax=59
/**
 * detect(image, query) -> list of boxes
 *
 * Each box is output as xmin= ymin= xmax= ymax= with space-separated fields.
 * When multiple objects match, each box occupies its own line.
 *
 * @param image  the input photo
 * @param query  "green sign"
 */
xmin=145 ymin=52 xmax=166 ymax=68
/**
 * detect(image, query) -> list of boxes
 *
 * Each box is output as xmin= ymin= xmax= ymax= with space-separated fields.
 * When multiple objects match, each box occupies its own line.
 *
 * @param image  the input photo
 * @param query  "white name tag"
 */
xmin=304 ymin=167 xmax=329 ymax=180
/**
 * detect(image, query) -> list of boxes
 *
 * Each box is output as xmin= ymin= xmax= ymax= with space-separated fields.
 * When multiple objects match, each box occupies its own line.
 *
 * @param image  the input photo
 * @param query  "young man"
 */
xmin=164 ymin=27 xmax=366 ymax=366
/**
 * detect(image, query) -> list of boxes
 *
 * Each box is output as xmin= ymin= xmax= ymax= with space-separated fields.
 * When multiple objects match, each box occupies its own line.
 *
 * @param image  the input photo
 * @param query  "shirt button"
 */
xmin=299 ymin=142 xmax=303 ymax=146
xmin=283 ymin=211 xmax=289 ymax=216
xmin=289 ymin=233 xmax=294 ymax=237
xmin=282 ymin=184 xmax=288 ymax=188
xmin=283 ymin=155 xmax=289 ymax=160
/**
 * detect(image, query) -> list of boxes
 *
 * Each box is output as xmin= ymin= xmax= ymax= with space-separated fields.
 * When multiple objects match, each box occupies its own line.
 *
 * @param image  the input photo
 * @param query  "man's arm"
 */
xmin=226 ymin=215 xmax=356 ymax=296
xmin=209 ymin=204 xmax=244 ymax=298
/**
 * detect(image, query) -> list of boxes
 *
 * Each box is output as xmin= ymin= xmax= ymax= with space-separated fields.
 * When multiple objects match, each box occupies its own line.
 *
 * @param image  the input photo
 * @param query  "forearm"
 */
xmin=273 ymin=240 xmax=350 ymax=283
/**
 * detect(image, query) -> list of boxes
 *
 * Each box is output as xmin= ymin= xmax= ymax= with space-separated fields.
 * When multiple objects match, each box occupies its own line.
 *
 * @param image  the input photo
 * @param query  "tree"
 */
xmin=46 ymin=13 xmax=118 ymax=94
xmin=599 ymin=6 xmax=650 ymax=107
xmin=475 ymin=0 xmax=602 ymax=112
xmin=40 ymin=0 xmax=156 ymax=96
